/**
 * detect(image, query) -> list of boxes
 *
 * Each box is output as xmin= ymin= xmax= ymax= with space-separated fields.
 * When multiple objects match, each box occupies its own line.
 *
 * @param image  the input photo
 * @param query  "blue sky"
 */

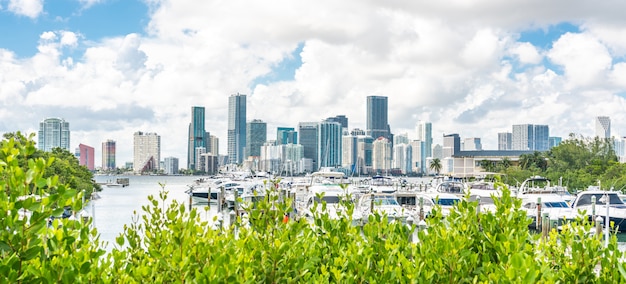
xmin=1 ymin=0 xmax=626 ymax=167
xmin=0 ymin=0 xmax=148 ymax=57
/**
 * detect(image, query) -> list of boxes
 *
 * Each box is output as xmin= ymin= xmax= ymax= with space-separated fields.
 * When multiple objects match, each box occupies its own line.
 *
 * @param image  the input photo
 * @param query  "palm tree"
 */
xmin=430 ymin=158 xmax=442 ymax=175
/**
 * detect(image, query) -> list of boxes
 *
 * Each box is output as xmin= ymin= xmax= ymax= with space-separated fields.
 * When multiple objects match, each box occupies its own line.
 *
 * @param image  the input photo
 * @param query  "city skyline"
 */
xmin=2 ymin=1 xmax=626 ymax=167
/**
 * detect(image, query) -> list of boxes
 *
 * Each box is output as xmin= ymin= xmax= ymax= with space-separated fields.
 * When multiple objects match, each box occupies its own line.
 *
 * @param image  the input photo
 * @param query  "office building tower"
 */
xmin=549 ymin=137 xmax=562 ymax=148
xmin=596 ymin=116 xmax=611 ymax=139
xmin=356 ymin=135 xmax=374 ymax=174
xmin=188 ymin=106 xmax=208 ymax=169
xmin=372 ymin=137 xmax=392 ymax=172
xmin=416 ymin=121 xmax=432 ymax=158
xmin=326 ymin=115 xmax=348 ymax=132
xmin=432 ymin=144 xmax=443 ymax=160
xmin=443 ymin=134 xmax=460 ymax=158
xmin=163 ymin=157 xmax=179 ymax=175
xmin=342 ymin=135 xmax=358 ymax=173
xmin=318 ymin=120 xmax=342 ymax=169
xmin=498 ymin=132 xmax=512 ymax=150
xmin=394 ymin=133 xmax=409 ymax=145
xmin=410 ymin=140 xmax=425 ymax=173
xmin=393 ymin=143 xmax=412 ymax=174
xmin=209 ymin=135 xmax=219 ymax=156
xmin=298 ymin=122 xmax=319 ymax=169
xmin=75 ymin=144 xmax=95 ymax=171
xmin=366 ymin=96 xmax=390 ymax=140
xmin=133 ymin=131 xmax=161 ymax=173
xmin=246 ymin=119 xmax=267 ymax=158
xmin=463 ymin=138 xmax=482 ymax=151
xmin=228 ymin=93 xmax=247 ymax=164
xmin=277 ymin=127 xmax=297 ymax=145
xmin=512 ymin=124 xmax=534 ymax=150
xmin=512 ymin=124 xmax=549 ymax=151
xmin=534 ymin=125 xmax=550 ymax=151
xmin=102 ymin=140 xmax=116 ymax=170
xmin=38 ymin=118 xmax=70 ymax=152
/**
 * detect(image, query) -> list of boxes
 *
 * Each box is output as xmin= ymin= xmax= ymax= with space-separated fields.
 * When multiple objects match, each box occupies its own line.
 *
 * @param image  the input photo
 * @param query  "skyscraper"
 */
xmin=102 ymin=140 xmax=116 ymax=170
xmin=393 ymin=143 xmax=412 ymax=174
xmin=246 ymin=119 xmax=267 ymax=158
xmin=326 ymin=115 xmax=348 ymax=133
xmin=372 ymin=137 xmax=392 ymax=172
xmin=228 ymin=94 xmax=247 ymax=164
xmin=38 ymin=118 xmax=70 ymax=152
xmin=498 ymin=132 xmax=512 ymax=150
xmin=76 ymin=144 xmax=95 ymax=171
xmin=317 ymin=120 xmax=342 ymax=169
xmin=462 ymin=138 xmax=482 ymax=151
xmin=277 ymin=127 xmax=298 ymax=145
xmin=133 ymin=131 xmax=161 ymax=173
xmin=416 ymin=121 xmax=432 ymax=158
xmin=298 ymin=122 xmax=319 ymax=169
xmin=512 ymin=124 xmax=549 ymax=151
xmin=596 ymin=116 xmax=611 ymax=139
xmin=443 ymin=134 xmax=460 ymax=158
xmin=163 ymin=157 xmax=179 ymax=175
xmin=188 ymin=106 xmax=209 ymax=169
xmin=209 ymin=135 xmax=219 ymax=156
xmin=366 ymin=96 xmax=390 ymax=140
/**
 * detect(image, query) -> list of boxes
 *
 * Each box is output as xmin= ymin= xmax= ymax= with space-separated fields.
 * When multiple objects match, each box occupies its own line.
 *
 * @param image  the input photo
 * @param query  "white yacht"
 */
xmin=570 ymin=190 xmax=626 ymax=232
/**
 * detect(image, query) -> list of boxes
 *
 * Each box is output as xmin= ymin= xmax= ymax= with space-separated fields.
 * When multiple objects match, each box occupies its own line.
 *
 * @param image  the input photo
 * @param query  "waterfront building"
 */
xmin=416 ymin=121 xmax=432 ymax=158
xmin=443 ymin=134 xmax=460 ymax=158
xmin=246 ymin=119 xmax=267 ymax=158
xmin=195 ymin=147 xmax=206 ymax=172
xmin=410 ymin=140 xmax=425 ymax=174
xmin=372 ymin=137 xmax=392 ymax=173
xmin=38 ymin=118 xmax=70 ymax=152
xmin=102 ymin=139 xmax=116 ymax=170
xmin=596 ymin=116 xmax=611 ymax=139
xmin=75 ymin=144 xmax=95 ymax=171
xmin=199 ymin=153 xmax=219 ymax=175
xmin=188 ymin=106 xmax=209 ymax=170
xmin=342 ymin=135 xmax=358 ymax=173
xmin=432 ymin=144 xmax=443 ymax=160
xmin=366 ymin=96 xmax=391 ymax=141
xmin=356 ymin=135 xmax=374 ymax=175
xmin=463 ymin=137 xmax=482 ymax=151
xmin=163 ymin=157 xmax=179 ymax=175
xmin=498 ymin=132 xmax=512 ymax=150
xmin=228 ymin=93 xmax=247 ymax=164
xmin=512 ymin=124 xmax=549 ymax=151
xmin=393 ymin=143 xmax=412 ymax=175
xmin=318 ymin=120 xmax=342 ymax=169
xmin=209 ymin=135 xmax=219 ymax=157
xmin=133 ymin=131 xmax=161 ymax=173
xmin=298 ymin=122 xmax=319 ymax=169
xmin=549 ymin=137 xmax=562 ymax=148
xmin=277 ymin=127 xmax=297 ymax=145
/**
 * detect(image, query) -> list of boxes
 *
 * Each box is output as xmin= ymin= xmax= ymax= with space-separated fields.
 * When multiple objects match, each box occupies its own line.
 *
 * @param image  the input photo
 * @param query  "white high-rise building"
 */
xmin=393 ymin=143 xmax=412 ymax=174
xmin=416 ymin=121 xmax=432 ymax=158
xmin=410 ymin=140 xmax=424 ymax=174
xmin=38 ymin=118 xmax=70 ymax=152
xmin=372 ymin=137 xmax=392 ymax=173
xmin=133 ymin=131 xmax=161 ymax=173
xmin=596 ymin=116 xmax=611 ymax=139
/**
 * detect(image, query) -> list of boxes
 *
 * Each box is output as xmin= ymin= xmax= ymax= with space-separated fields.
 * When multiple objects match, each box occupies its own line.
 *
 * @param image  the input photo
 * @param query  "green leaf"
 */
xmin=21 ymin=246 xmax=41 ymax=261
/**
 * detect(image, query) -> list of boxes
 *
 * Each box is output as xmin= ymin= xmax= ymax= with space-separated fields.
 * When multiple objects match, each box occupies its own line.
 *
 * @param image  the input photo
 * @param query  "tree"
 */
xmin=430 ymin=158 xmax=442 ymax=175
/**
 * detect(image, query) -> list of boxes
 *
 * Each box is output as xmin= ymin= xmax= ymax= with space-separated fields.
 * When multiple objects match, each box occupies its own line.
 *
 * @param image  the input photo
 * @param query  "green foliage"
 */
xmin=3 ymin=134 xmax=626 ymax=282
xmin=0 ymin=133 xmax=107 ymax=283
xmin=430 ymin=158 xmax=442 ymax=175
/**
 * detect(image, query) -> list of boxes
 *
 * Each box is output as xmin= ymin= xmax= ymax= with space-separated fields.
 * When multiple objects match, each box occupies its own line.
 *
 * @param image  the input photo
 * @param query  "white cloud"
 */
xmin=547 ymin=32 xmax=612 ymax=89
xmin=8 ymin=0 xmax=43 ymax=18
xmin=3 ymin=0 xmax=626 ymax=164
xmin=509 ymin=42 xmax=542 ymax=65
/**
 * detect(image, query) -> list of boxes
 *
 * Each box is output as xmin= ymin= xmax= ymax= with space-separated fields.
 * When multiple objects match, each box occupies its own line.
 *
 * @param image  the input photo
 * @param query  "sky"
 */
xmin=2 ymin=0 xmax=626 ymax=168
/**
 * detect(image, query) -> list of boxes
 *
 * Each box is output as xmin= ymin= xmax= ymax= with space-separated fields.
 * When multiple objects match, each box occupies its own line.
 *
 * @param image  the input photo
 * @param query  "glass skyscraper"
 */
xmin=188 ymin=106 xmax=209 ymax=169
xmin=298 ymin=122 xmax=318 ymax=169
xmin=102 ymin=139 xmax=116 ymax=170
xmin=246 ymin=119 xmax=267 ymax=157
xmin=38 ymin=118 xmax=70 ymax=152
xmin=317 ymin=120 xmax=342 ymax=169
xmin=277 ymin=127 xmax=298 ymax=145
xmin=596 ymin=116 xmax=611 ymax=139
xmin=512 ymin=124 xmax=549 ymax=151
xmin=416 ymin=121 xmax=432 ymax=158
xmin=228 ymin=94 xmax=247 ymax=164
xmin=366 ymin=96 xmax=390 ymax=140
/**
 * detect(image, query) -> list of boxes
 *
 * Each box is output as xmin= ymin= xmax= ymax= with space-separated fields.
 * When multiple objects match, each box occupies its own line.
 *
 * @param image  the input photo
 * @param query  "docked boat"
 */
xmin=570 ymin=190 xmax=626 ymax=232
xmin=357 ymin=192 xmax=409 ymax=224
xmin=517 ymin=176 xmax=576 ymax=229
xmin=367 ymin=176 xmax=398 ymax=193
xmin=417 ymin=192 xmax=462 ymax=218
